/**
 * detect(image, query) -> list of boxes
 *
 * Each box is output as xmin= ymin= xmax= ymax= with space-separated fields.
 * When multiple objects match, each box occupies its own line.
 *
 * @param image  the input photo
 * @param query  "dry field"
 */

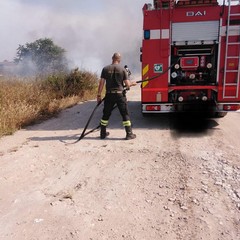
xmin=0 ymin=70 xmax=98 ymax=137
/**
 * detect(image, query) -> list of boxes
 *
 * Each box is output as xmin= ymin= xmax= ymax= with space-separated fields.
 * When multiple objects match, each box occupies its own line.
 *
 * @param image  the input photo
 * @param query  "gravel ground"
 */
xmin=0 ymin=86 xmax=239 ymax=240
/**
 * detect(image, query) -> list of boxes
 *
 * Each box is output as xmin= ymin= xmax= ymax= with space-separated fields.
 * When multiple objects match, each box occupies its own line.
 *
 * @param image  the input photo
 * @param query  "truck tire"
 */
xmin=215 ymin=112 xmax=228 ymax=118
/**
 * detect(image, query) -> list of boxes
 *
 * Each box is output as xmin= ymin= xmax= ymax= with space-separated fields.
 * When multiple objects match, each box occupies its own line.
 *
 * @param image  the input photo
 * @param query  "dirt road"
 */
xmin=0 ymin=87 xmax=239 ymax=240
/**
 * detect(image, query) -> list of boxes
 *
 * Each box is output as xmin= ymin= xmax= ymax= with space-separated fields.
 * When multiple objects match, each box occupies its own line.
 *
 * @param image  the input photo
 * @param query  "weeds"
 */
xmin=42 ymin=68 xmax=97 ymax=98
xmin=0 ymin=69 xmax=98 ymax=137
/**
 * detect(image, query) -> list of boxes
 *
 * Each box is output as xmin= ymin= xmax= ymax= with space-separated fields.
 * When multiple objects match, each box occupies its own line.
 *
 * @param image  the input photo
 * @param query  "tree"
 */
xmin=15 ymin=38 xmax=68 ymax=75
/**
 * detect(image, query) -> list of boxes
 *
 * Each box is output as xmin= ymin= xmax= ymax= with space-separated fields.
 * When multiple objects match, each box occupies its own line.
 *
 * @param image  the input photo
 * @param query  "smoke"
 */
xmin=39 ymin=0 xmax=147 ymax=75
xmin=0 ymin=0 xmax=224 ymax=76
xmin=0 ymin=0 xmax=147 ymax=76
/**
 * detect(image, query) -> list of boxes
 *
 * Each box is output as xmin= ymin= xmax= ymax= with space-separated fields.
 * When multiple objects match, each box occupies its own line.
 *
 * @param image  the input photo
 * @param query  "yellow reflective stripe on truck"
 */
xmin=142 ymin=64 xmax=149 ymax=88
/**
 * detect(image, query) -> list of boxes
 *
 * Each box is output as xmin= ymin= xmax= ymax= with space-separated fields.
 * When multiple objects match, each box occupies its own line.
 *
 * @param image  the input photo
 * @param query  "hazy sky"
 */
xmin=0 ymin=0 xmax=224 ymax=75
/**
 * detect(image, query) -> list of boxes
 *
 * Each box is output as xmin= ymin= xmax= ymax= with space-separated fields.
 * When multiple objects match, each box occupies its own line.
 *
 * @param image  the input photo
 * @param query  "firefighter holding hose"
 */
xmin=97 ymin=53 xmax=137 ymax=140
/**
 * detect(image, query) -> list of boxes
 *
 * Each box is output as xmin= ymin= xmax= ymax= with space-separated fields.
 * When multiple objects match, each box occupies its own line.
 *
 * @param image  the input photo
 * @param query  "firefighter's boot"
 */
xmin=100 ymin=125 xmax=109 ymax=139
xmin=125 ymin=126 xmax=136 ymax=140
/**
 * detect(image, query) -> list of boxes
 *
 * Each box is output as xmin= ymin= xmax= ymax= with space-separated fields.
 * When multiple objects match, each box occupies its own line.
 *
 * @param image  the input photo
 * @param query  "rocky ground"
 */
xmin=0 ymin=87 xmax=239 ymax=240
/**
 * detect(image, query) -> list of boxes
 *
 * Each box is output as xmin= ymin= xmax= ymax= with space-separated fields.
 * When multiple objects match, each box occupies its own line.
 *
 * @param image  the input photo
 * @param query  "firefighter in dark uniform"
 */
xmin=97 ymin=53 xmax=137 ymax=140
xmin=124 ymin=65 xmax=132 ymax=79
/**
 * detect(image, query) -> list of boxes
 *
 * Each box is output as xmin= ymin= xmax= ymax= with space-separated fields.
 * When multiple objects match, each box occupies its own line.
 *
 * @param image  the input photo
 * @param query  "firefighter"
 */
xmin=97 ymin=52 xmax=137 ymax=140
xmin=124 ymin=65 xmax=132 ymax=79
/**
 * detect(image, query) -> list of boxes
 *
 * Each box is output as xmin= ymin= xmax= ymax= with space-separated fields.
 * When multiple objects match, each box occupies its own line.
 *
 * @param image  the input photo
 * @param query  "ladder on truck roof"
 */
xmin=175 ymin=0 xmax=218 ymax=6
xmin=223 ymin=0 xmax=240 ymax=99
xmin=153 ymin=0 xmax=218 ymax=8
xmin=153 ymin=0 xmax=174 ymax=9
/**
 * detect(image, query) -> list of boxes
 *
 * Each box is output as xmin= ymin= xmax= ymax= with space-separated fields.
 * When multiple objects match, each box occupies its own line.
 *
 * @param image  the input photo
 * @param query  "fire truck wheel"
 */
xmin=214 ymin=112 xmax=228 ymax=118
xmin=142 ymin=113 xmax=152 ymax=117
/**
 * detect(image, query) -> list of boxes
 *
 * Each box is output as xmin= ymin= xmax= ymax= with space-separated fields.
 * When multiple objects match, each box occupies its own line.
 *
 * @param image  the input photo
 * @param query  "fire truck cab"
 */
xmin=141 ymin=0 xmax=240 ymax=116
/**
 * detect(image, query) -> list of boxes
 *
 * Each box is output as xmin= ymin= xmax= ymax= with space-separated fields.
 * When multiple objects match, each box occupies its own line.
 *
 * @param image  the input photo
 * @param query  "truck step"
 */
xmin=226 ymin=56 xmax=240 ymax=59
xmin=225 ymin=83 xmax=239 ymax=86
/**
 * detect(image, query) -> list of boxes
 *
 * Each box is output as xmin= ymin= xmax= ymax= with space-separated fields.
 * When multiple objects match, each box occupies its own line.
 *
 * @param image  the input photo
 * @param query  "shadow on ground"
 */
xmin=27 ymin=100 xmax=220 ymax=142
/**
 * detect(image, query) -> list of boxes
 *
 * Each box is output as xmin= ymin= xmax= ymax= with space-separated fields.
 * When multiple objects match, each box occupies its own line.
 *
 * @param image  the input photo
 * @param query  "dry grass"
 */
xmin=0 ymin=70 xmax=98 ymax=137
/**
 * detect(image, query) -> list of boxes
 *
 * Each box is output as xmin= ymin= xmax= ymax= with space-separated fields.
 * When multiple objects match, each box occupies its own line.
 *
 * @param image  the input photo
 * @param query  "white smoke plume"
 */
xmin=0 ymin=0 xmax=224 ymax=76
xmin=0 ymin=0 xmax=147 ymax=75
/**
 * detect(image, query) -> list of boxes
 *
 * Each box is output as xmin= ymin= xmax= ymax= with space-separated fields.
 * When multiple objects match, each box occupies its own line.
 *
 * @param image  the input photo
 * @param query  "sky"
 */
xmin=0 ymin=0 xmax=224 ymax=75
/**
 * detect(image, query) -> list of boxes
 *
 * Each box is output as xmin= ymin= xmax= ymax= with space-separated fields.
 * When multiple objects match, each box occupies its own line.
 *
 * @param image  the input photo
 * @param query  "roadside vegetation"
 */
xmin=0 ymin=38 xmax=99 ymax=137
xmin=0 ymin=69 xmax=98 ymax=137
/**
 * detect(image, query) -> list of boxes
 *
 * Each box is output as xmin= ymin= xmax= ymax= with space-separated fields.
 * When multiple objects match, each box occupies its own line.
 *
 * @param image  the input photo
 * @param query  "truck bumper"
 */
xmin=142 ymin=102 xmax=240 ymax=114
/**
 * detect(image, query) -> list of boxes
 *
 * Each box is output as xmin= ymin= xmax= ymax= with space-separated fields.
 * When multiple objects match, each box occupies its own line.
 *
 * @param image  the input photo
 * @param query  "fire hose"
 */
xmin=73 ymin=61 xmax=177 ymax=143
xmin=136 ymin=60 xmax=176 ymax=84
xmin=69 ymin=97 xmax=105 ymax=144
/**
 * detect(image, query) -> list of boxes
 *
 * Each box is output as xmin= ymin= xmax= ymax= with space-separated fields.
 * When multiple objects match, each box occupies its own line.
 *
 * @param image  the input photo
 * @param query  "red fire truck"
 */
xmin=140 ymin=0 xmax=240 ymax=116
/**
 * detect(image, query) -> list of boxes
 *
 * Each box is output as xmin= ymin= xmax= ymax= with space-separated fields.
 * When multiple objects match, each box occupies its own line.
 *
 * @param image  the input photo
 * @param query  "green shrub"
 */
xmin=42 ymin=68 xmax=98 ymax=98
